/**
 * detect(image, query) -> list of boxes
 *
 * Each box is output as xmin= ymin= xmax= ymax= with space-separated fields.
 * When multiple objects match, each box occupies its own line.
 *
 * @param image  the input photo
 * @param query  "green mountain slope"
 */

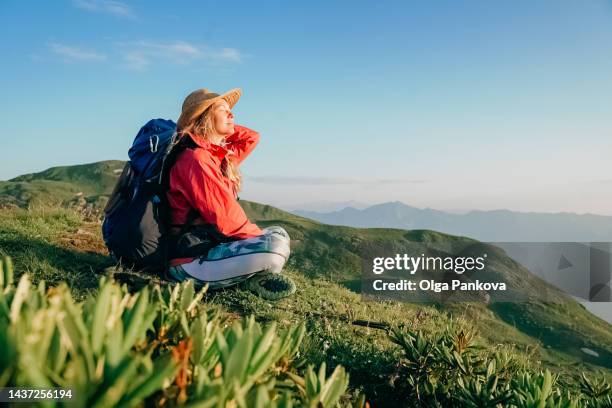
xmin=1 ymin=161 xmax=611 ymax=383
xmin=0 ymin=160 xmax=125 ymax=210
xmin=0 ymin=206 xmax=611 ymax=405
xmin=241 ymin=200 xmax=612 ymax=368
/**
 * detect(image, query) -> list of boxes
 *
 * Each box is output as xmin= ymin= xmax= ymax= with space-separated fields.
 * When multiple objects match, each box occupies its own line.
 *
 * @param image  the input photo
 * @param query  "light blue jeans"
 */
xmin=168 ymin=226 xmax=290 ymax=289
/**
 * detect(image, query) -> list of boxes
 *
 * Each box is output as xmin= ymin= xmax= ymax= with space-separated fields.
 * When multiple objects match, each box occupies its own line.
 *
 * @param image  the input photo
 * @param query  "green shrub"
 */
xmin=389 ymin=319 xmax=610 ymax=407
xmin=0 ymin=256 xmax=351 ymax=407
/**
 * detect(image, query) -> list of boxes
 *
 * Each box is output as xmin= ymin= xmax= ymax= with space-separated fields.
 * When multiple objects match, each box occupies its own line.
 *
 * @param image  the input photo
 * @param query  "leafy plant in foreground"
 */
xmin=0 ymin=256 xmax=353 ymax=407
xmin=389 ymin=318 xmax=610 ymax=407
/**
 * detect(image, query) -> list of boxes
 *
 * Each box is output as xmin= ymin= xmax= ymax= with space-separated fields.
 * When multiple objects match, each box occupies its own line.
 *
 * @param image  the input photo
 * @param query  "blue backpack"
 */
xmin=102 ymin=118 xmax=181 ymax=271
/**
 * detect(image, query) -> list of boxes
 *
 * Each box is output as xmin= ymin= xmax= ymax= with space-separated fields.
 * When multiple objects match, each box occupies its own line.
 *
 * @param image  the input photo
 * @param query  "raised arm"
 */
xmin=224 ymin=124 xmax=260 ymax=164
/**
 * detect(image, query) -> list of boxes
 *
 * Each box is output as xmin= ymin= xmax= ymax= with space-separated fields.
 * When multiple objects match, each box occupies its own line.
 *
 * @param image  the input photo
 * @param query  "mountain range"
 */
xmin=292 ymin=201 xmax=612 ymax=242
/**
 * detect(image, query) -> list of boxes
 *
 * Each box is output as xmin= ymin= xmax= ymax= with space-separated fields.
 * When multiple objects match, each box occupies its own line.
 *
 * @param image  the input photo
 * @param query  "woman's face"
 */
xmin=210 ymin=100 xmax=235 ymax=137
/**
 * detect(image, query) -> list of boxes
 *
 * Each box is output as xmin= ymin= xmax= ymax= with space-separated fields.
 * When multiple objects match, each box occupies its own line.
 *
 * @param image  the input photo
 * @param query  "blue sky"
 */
xmin=1 ymin=0 xmax=611 ymax=214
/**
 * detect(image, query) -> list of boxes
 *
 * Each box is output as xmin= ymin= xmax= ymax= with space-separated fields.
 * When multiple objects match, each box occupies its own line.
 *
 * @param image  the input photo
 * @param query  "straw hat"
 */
xmin=177 ymin=88 xmax=242 ymax=130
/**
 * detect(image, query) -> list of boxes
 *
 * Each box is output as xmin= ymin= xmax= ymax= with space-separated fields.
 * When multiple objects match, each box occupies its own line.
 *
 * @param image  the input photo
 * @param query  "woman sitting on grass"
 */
xmin=165 ymin=87 xmax=295 ymax=299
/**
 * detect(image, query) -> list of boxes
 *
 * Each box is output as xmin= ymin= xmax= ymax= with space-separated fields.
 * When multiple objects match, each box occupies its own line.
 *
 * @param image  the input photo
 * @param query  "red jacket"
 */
xmin=166 ymin=125 xmax=264 ymax=265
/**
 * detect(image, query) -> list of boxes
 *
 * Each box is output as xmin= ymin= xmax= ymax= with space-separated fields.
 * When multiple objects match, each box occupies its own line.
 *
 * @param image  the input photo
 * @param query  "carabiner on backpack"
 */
xmin=149 ymin=134 xmax=159 ymax=153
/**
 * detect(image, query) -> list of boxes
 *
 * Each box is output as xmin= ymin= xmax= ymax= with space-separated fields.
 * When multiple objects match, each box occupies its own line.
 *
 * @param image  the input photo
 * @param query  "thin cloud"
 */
xmin=212 ymin=48 xmax=242 ymax=63
xmin=246 ymin=176 xmax=430 ymax=186
xmin=73 ymin=0 xmax=134 ymax=18
xmin=123 ymin=53 xmax=148 ymax=70
xmin=43 ymin=40 xmax=242 ymax=70
xmin=48 ymin=43 xmax=107 ymax=61
xmin=116 ymin=40 xmax=242 ymax=70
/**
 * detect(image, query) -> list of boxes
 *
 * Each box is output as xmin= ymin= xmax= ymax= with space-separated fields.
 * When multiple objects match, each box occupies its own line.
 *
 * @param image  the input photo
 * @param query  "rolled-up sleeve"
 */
xmin=184 ymin=151 xmax=263 ymax=239
xmin=224 ymin=125 xmax=260 ymax=164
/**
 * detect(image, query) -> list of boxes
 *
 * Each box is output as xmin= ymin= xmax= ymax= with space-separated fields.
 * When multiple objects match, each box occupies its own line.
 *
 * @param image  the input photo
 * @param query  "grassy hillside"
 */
xmin=241 ymin=201 xmax=612 ymax=369
xmin=0 ymin=205 xmax=610 ymax=402
xmin=1 ymin=162 xmax=611 ymax=405
xmin=0 ymin=160 xmax=125 ymax=211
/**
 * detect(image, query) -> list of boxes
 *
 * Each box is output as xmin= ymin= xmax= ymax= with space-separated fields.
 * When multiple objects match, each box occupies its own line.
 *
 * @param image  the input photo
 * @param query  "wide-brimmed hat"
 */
xmin=177 ymin=87 xmax=242 ymax=130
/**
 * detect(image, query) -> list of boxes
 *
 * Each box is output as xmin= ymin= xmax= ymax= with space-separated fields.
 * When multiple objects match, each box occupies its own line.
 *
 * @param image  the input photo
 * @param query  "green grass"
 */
xmin=1 ymin=205 xmax=611 ymax=405
xmin=0 ymin=207 xmax=111 ymax=300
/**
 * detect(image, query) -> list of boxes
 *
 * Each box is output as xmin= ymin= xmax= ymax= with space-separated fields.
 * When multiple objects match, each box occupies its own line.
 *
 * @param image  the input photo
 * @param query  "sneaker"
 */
xmin=246 ymin=272 xmax=296 ymax=300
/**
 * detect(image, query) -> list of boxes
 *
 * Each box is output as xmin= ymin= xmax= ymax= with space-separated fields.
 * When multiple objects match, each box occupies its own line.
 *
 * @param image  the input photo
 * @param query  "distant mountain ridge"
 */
xmin=293 ymin=201 xmax=612 ymax=242
xmin=277 ymin=200 xmax=372 ymax=212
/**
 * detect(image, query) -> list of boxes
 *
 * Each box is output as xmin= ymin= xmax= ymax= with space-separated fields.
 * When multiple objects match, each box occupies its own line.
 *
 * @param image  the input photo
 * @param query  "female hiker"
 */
xmin=165 ymin=87 xmax=295 ymax=298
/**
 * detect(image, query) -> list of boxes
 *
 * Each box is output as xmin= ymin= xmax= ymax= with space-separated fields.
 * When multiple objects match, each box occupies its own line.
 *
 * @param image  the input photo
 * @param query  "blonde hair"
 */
xmin=177 ymin=101 xmax=243 ymax=193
